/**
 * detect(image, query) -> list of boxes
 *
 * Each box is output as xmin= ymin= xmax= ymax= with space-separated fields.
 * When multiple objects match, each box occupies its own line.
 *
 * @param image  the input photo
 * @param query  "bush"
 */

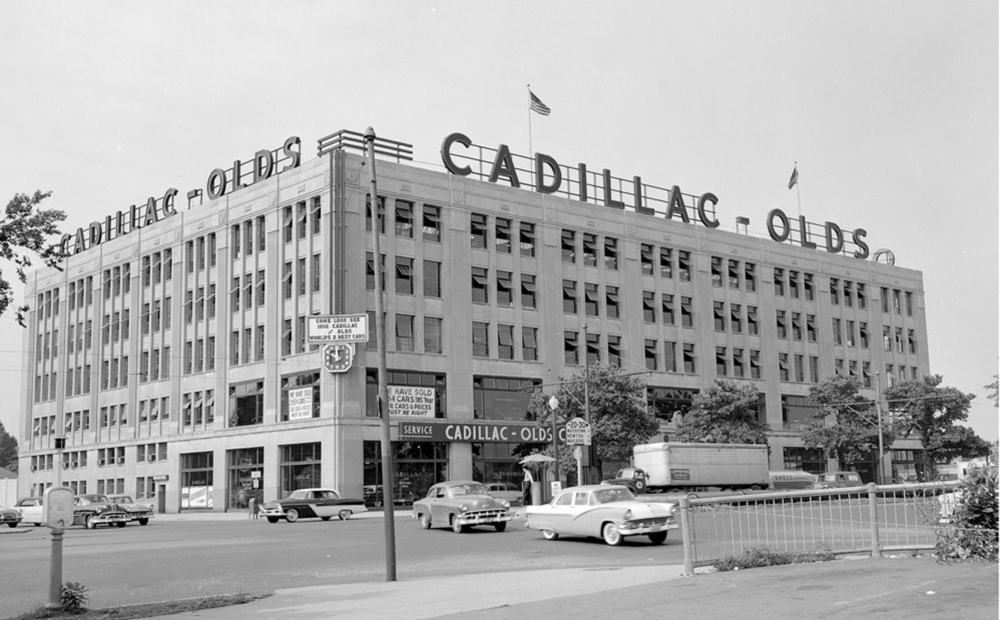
xmin=934 ymin=454 xmax=998 ymax=563
xmin=61 ymin=582 xmax=88 ymax=614
xmin=713 ymin=545 xmax=836 ymax=572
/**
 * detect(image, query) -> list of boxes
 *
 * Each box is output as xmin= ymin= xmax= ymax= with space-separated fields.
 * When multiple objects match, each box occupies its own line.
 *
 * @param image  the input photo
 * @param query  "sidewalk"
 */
xmin=150 ymin=554 xmax=996 ymax=620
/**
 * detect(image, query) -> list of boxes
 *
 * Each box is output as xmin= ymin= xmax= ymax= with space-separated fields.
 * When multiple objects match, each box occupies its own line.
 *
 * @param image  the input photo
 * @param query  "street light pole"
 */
xmin=548 ymin=395 xmax=559 ymax=493
xmin=582 ymin=324 xmax=591 ymax=485
xmin=875 ymin=372 xmax=885 ymax=485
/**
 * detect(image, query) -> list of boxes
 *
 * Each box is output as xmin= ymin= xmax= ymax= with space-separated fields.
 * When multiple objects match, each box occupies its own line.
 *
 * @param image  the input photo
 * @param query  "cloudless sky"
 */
xmin=1 ymin=1 xmax=996 ymax=443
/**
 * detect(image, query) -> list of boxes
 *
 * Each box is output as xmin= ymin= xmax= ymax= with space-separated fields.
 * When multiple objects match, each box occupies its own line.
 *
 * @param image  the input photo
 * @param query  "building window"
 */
xmin=423 ymin=205 xmax=441 ymax=242
xmin=832 ymin=318 xmax=842 ymax=345
xmin=660 ymin=247 xmax=673 ymax=278
xmin=893 ymin=289 xmax=902 ymax=314
xmin=495 ymin=271 xmax=514 ymax=307
xmin=680 ymin=296 xmax=693 ymax=328
xmin=520 ymin=222 xmax=536 ymax=257
xmin=644 ymin=339 xmax=658 ymax=371
xmin=472 ymin=322 xmax=489 ymax=357
xmin=563 ymin=280 xmax=577 ymax=314
xmin=280 ymin=372 xmax=319 ymax=422
xmin=607 ymin=335 xmax=621 ymax=367
xmin=229 ymin=381 xmax=264 ymax=427
xmin=495 ymin=218 xmax=512 ymax=253
xmin=470 ymin=213 xmax=488 ymax=249
xmin=582 ymin=233 xmax=598 ymax=267
xmin=395 ymin=201 xmax=413 ymax=238
xmin=604 ymin=237 xmax=619 ymax=270
xmin=521 ymin=274 xmax=537 ymax=309
xmin=643 ymin=291 xmax=657 ymax=323
xmin=716 ymin=346 xmax=728 ymax=376
xmin=473 ymin=376 xmax=540 ymax=421
xmin=846 ymin=320 xmax=856 ymax=347
xmin=564 ymin=331 xmax=579 ymax=365
xmin=280 ymin=443 xmax=321 ymax=498
xmin=775 ymin=310 xmax=787 ymax=339
xmin=561 ymin=230 xmax=576 ymax=263
xmin=857 ymin=283 xmax=866 ymax=309
xmin=522 ymin=327 xmax=538 ymax=361
xmin=678 ymin=251 xmax=691 ymax=281
xmin=774 ymin=268 xmax=785 ymax=296
xmin=497 ymin=324 xmax=515 ymax=360
xmin=711 ymin=256 xmax=723 ymax=287
xmin=908 ymin=329 xmax=916 ymax=354
xmin=806 ymin=314 xmax=816 ymax=342
xmin=905 ymin=291 xmax=913 ymax=316
xmin=830 ymin=278 xmax=840 ymax=305
xmin=732 ymin=348 xmax=744 ymax=378
xmin=424 ymin=317 xmax=443 ymax=354
xmin=730 ymin=304 xmax=742 ymax=333
xmin=750 ymin=349 xmax=761 ymax=379
xmin=366 ymin=195 xmax=385 ymax=234
xmin=778 ymin=353 xmax=790 ymax=382
xmin=803 ymin=272 xmax=814 ymax=301
xmin=585 ymin=283 xmax=600 ymax=317
xmin=606 ymin=286 xmax=620 ymax=319
xmin=895 ymin=327 xmax=904 ymax=353
xmin=366 ymin=253 xmax=385 ymax=291
xmin=395 ymin=257 xmax=414 ymax=295
xmin=472 ymin=267 xmax=490 ymax=304
xmin=791 ymin=312 xmax=802 ymax=341
xmin=843 ymin=281 xmax=853 ymax=308
xmin=180 ymin=452 xmax=214 ymax=509
xmin=682 ymin=343 xmax=696 ymax=373
xmin=394 ymin=314 xmax=415 ymax=352
xmin=640 ymin=244 xmax=654 ymax=276
xmin=422 ymin=260 xmax=441 ymax=298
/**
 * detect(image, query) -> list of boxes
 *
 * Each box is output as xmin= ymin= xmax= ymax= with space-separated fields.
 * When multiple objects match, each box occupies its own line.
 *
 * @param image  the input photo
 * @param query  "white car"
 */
xmin=525 ymin=484 xmax=678 ymax=546
xmin=15 ymin=498 xmax=43 ymax=527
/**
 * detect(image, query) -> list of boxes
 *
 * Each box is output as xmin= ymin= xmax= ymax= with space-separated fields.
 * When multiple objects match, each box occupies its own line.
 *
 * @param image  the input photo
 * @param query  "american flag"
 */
xmin=529 ymin=91 xmax=551 ymax=116
xmin=787 ymin=165 xmax=798 ymax=190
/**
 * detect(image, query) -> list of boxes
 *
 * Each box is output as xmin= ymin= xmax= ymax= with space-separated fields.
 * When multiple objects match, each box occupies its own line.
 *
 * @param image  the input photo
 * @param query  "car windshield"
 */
xmin=78 ymin=495 xmax=109 ymax=505
xmin=591 ymin=488 xmax=636 ymax=504
xmin=287 ymin=490 xmax=312 ymax=500
xmin=447 ymin=484 xmax=487 ymax=498
xmin=113 ymin=496 xmax=134 ymax=503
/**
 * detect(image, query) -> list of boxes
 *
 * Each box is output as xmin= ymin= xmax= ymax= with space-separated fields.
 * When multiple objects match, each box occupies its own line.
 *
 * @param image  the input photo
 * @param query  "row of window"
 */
xmin=367 ymin=197 xmax=445 ymax=243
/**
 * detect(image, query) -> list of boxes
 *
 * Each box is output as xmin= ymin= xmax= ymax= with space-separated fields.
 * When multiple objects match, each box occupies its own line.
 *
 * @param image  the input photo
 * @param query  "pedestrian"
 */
xmin=522 ymin=467 xmax=534 ymax=507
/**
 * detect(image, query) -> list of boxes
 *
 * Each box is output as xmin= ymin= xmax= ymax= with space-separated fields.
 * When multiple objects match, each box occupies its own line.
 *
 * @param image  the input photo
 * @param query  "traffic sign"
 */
xmin=565 ymin=417 xmax=591 ymax=445
xmin=323 ymin=343 xmax=354 ymax=374
xmin=308 ymin=314 xmax=369 ymax=343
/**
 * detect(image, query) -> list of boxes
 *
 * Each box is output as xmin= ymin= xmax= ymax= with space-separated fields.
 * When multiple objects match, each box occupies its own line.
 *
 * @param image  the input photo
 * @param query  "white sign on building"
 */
xmin=307 ymin=314 xmax=369 ymax=343
xmin=288 ymin=387 xmax=314 ymax=420
xmin=387 ymin=386 xmax=436 ymax=417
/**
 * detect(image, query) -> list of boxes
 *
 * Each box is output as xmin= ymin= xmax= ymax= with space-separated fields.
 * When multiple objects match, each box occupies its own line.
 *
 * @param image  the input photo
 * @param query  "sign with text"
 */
xmin=398 ymin=421 xmax=566 ymax=443
xmin=308 ymin=314 xmax=369 ymax=343
xmin=388 ymin=386 xmax=436 ymax=417
xmin=288 ymin=387 xmax=314 ymax=420
xmin=565 ymin=418 xmax=592 ymax=445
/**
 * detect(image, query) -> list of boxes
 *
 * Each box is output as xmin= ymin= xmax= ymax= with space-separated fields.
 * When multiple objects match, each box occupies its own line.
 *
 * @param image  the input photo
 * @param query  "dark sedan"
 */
xmin=259 ymin=488 xmax=367 ymax=523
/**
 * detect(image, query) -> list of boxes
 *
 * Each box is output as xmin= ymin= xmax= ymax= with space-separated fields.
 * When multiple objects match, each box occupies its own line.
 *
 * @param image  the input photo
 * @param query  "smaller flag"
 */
xmin=529 ymin=91 xmax=551 ymax=116
xmin=787 ymin=165 xmax=798 ymax=190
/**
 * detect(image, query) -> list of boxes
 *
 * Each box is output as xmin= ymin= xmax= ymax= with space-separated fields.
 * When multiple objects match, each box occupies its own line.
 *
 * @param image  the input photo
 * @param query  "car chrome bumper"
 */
xmin=91 ymin=513 xmax=131 ymax=525
xmin=616 ymin=521 xmax=679 ymax=536
xmin=455 ymin=512 xmax=515 ymax=526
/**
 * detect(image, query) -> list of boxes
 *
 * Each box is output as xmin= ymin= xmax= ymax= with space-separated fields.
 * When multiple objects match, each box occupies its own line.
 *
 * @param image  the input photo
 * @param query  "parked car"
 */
xmin=106 ymin=495 xmax=155 ymax=525
xmin=484 ymin=481 xmax=523 ymax=506
xmin=0 ymin=504 xmax=22 ymax=528
xmin=259 ymin=488 xmax=367 ymax=523
xmin=73 ymin=494 xmax=131 ymax=529
xmin=412 ymin=481 xmax=514 ymax=533
xmin=15 ymin=498 xmax=43 ymax=527
xmin=363 ymin=485 xmax=384 ymax=507
xmin=524 ymin=484 xmax=678 ymax=546
xmin=813 ymin=471 xmax=864 ymax=489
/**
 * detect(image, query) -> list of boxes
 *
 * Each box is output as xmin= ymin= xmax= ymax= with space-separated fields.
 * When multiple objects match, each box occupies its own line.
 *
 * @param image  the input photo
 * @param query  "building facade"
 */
xmin=18 ymin=129 xmax=928 ymax=511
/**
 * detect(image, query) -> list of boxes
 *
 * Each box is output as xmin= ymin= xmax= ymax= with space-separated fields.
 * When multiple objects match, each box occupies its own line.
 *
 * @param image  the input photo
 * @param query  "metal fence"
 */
xmin=678 ymin=482 xmax=960 ymax=575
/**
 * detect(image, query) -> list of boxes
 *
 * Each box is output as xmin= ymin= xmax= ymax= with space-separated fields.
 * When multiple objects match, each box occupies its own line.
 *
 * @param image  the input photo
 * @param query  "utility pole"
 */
xmin=875 ymin=372 xmax=885 ymax=485
xmin=365 ymin=127 xmax=396 ymax=582
xmin=582 ymin=324 xmax=591 ymax=485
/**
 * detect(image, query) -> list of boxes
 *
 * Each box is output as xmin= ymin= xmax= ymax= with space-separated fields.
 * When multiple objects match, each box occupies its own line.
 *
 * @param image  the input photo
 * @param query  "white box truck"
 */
xmin=608 ymin=442 xmax=770 ymax=492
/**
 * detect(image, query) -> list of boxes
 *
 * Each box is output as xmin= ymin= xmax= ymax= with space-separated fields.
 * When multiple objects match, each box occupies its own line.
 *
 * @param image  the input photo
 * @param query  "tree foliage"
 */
xmin=886 ymin=375 xmax=983 ymax=474
xmin=0 ymin=420 xmax=18 ymax=473
xmin=1 ymin=190 xmax=67 ymax=326
xmin=528 ymin=364 xmax=659 ymax=478
xmin=986 ymin=374 xmax=998 ymax=409
xmin=673 ymin=380 xmax=769 ymax=445
xmin=800 ymin=375 xmax=891 ymax=469
xmin=934 ymin=446 xmax=998 ymax=563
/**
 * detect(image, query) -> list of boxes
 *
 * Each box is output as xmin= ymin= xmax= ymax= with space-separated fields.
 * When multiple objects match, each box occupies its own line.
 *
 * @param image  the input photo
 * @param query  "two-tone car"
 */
xmin=525 ymin=484 xmax=678 ymax=546
xmin=73 ymin=494 xmax=131 ymax=529
xmin=14 ymin=498 xmax=43 ymax=527
xmin=0 ymin=504 xmax=22 ymax=528
xmin=412 ymin=481 xmax=514 ymax=533
xmin=107 ymin=495 xmax=155 ymax=525
xmin=259 ymin=488 xmax=367 ymax=523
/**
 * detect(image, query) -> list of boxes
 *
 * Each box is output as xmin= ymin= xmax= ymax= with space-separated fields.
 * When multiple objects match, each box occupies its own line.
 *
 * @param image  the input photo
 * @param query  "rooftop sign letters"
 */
xmin=60 ymin=137 xmax=301 ymax=256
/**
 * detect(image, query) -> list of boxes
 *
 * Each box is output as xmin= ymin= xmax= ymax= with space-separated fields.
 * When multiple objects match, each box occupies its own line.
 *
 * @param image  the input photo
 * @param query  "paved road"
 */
xmin=0 ymin=511 xmax=683 ymax=617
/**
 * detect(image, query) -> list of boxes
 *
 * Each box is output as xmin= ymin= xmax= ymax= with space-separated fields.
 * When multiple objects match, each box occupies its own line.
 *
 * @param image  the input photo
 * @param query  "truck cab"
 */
xmin=603 ymin=467 xmax=647 ymax=494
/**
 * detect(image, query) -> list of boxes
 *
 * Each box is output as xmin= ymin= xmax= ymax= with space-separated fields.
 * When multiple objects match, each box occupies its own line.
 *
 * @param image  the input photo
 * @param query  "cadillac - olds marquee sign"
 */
xmin=399 ymin=421 xmax=567 ymax=443
xmin=59 ymin=137 xmax=302 ymax=256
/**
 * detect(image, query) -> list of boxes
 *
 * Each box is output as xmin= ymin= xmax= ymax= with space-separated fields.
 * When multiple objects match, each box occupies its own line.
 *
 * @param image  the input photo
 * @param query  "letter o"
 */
xmin=767 ymin=208 xmax=790 ymax=242
xmin=206 ymin=168 xmax=227 ymax=200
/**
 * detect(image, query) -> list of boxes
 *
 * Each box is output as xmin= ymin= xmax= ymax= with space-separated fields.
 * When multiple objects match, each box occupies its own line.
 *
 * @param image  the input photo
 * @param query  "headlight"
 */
xmin=669 ymin=505 xmax=678 ymax=516
xmin=502 ymin=501 xmax=510 ymax=509
xmin=623 ymin=509 xmax=632 ymax=521
xmin=460 ymin=504 xmax=469 ymax=512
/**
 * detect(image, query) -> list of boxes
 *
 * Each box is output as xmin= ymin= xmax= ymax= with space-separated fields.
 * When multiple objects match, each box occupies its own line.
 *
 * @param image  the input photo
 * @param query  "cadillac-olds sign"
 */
xmin=399 ymin=421 xmax=567 ymax=443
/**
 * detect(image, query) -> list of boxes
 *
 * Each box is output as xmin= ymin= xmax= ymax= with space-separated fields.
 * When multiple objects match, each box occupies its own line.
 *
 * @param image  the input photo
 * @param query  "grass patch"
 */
xmin=10 ymin=592 xmax=272 ymax=620
xmin=713 ymin=545 xmax=837 ymax=572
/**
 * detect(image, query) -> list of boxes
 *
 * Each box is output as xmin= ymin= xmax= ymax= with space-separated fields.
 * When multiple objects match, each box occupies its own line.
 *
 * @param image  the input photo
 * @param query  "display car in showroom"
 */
xmin=484 ymin=481 xmax=523 ymax=506
xmin=259 ymin=488 xmax=367 ymax=523
xmin=0 ymin=504 xmax=22 ymax=528
xmin=73 ymin=494 xmax=131 ymax=529
xmin=524 ymin=484 xmax=678 ymax=546
xmin=14 ymin=498 xmax=43 ymax=526
xmin=106 ymin=495 xmax=155 ymax=525
xmin=412 ymin=481 xmax=514 ymax=533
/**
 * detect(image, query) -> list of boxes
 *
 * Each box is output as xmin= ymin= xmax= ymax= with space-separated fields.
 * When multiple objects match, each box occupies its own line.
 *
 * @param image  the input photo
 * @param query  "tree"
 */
xmin=0 ymin=421 xmax=17 ymax=473
xmin=1 ymin=191 xmax=67 ymax=326
xmin=673 ymin=380 xmax=769 ymax=445
xmin=530 ymin=364 xmax=659 ymax=481
xmin=886 ymin=375 xmax=984 ymax=476
xmin=800 ymin=375 xmax=893 ymax=470
xmin=986 ymin=374 xmax=998 ymax=409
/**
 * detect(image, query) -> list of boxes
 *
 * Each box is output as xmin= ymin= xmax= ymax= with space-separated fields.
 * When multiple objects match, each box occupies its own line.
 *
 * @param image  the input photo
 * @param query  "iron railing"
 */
xmin=678 ymin=482 xmax=962 ymax=575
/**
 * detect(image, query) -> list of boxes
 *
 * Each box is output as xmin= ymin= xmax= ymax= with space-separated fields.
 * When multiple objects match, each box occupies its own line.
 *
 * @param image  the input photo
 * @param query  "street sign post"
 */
xmin=308 ymin=314 xmax=369 ymax=343
xmin=565 ymin=418 xmax=591 ymax=446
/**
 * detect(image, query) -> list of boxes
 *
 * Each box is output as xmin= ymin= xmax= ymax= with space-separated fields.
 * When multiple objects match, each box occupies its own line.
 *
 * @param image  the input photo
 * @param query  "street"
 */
xmin=0 ymin=515 xmax=684 ymax=618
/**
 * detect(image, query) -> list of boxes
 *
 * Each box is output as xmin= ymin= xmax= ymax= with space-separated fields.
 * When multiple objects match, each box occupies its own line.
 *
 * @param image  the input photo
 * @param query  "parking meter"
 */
xmin=43 ymin=486 xmax=73 ymax=529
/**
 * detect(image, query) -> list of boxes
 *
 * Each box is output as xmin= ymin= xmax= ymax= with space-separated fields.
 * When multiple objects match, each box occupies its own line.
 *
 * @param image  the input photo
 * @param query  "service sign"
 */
xmin=388 ymin=386 xmax=436 ymax=417
xmin=398 ymin=421 xmax=567 ymax=443
xmin=308 ymin=314 xmax=369 ymax=343
xmin=288 ymin=387 xmax=313 ymax=420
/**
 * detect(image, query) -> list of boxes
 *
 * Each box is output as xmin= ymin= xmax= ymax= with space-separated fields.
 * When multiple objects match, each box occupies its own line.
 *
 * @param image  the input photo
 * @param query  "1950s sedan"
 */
xmin=412 ymin=481 xmax=514 ymax=533
xmin=259 ymin=488 xmax=367 ymax=523
xmin=525 ymin=484 xmax=678 ymax=546
xmin=73 ymin=494 xmax=131 ymax=529
xmin=107 ymin=495 xmax=155 ymax=525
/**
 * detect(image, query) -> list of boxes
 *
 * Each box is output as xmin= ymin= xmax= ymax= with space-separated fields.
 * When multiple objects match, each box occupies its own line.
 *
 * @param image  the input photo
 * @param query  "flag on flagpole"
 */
xmin=529 ymin=90 xmax=551 ymax=116
xmin=787 ymin=165 xmax=798 ymax=190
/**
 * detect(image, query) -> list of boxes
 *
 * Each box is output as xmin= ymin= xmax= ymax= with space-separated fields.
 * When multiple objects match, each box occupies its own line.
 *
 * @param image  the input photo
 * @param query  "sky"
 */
xmin=0 ymin=1 xmax=996 ymax=444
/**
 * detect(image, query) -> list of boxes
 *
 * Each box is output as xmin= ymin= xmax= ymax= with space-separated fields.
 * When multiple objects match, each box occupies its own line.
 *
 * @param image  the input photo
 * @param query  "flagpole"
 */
xmin=794 ymin=161 xmax=802 ymax=218
xmin=527 ymin=84 xmax=533 ymax=156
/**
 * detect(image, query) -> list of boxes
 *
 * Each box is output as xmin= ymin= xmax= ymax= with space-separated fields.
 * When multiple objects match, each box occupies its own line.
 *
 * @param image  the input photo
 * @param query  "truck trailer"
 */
xmin=608 ymin=442 xmax=770 ymax=493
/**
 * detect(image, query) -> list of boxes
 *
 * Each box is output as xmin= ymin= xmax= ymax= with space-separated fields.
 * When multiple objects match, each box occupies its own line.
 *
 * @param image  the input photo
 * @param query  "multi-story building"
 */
xmin=18 ymin=128 xmax=928 ymax=511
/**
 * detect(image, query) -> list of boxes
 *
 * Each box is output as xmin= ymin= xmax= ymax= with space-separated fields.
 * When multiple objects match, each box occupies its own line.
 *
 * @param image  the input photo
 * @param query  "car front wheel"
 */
xmin=494 ymin=522 xmax=507 ymax=532
xmin=7 ymin=523 xmax=16 ymax=528
xmin=338 ymin=510 xmax=352 ymax=521
xmin=85 ymin=515 xmax=96 ymax=530
xmin=451 ymin=516 xmax=465 ymax=533
xmin=266 ymin=516 xmax=279 ymax=524
xmin=648 ymin=531 xmax=668 ymax=545
xmin=602 ymin=523 xmax=623 ymax=546
xmin=117 ymin=522 xmax=127 ymax=528
xmin=419 ymin=514 xmax=431 ymax=529
xmin=542 ymin=529 xmax=559 ymax=541
xmin=138 ymin=519 xmax=149 ymax=525
xmin=285 ymin=508 xmax=300 ymax=523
